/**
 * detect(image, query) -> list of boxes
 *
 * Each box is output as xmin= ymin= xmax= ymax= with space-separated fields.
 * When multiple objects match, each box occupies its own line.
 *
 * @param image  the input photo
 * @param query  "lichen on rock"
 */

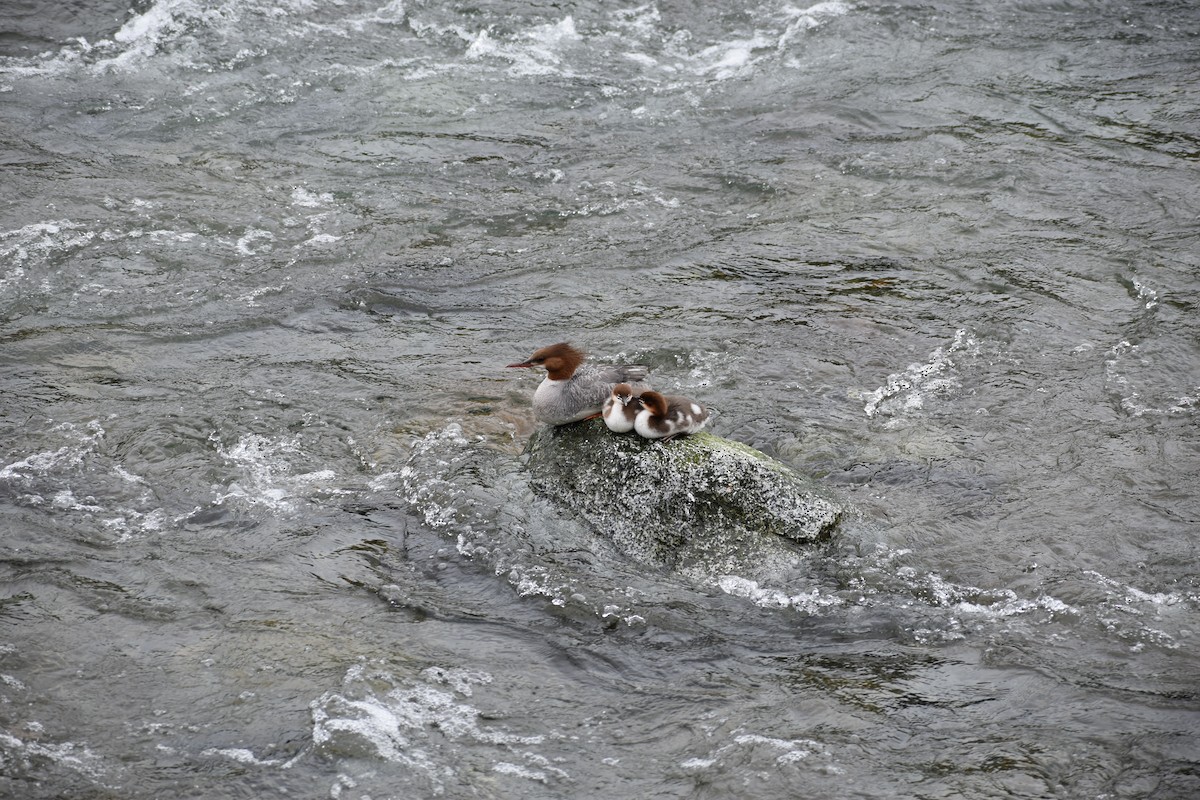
xmin=523 ymin=419 xmax=843 ymax=577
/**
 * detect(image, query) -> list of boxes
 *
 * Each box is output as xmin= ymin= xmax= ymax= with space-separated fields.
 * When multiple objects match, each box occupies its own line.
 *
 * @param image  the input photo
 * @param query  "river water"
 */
xmin=2 ymin=1 xmax=1198 ymax=797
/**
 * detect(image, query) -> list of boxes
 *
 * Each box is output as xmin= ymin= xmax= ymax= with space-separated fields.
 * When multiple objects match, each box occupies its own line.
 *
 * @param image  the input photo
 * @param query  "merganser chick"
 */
xmin=602 ymin=382 xmax=646 ymax=433
xmin=506 ymin=342 xmax=650 ymax=426
xmin=633 ymin=390 xmax=709 ymax=441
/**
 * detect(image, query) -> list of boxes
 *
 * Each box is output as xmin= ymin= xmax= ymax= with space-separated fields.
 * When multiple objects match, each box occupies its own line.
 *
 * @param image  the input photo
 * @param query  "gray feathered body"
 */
xmin=533 ymin=363 xmax=650 ymax=426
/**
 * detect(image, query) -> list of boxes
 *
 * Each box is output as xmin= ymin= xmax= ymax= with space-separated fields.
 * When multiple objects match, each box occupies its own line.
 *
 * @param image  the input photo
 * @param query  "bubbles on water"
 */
xmin=211 ymin=432 xmax=341 ymax=514
xmin=200 ymin=747 xmax=285 ymax=767
xmin=0 ymin=0 xmax=202 ymax=75
xmin=1084 ymin=570 xmax=1194 ymax=608
xmin=0 ymin=729 xmax=106 ymax=782
xmin=396 ymin=424 xmax=472 ymax=531
xmin=396 ymin=424 xmax=626 ymax=616
xmin=0 ymin=421 xmax=102 ymax=483
xmin=308 ymin=661 xmax=558 ymax=796
xmin=465 ymin=17 xmax=582 ymax=76
xmin=1131 ymin=279 xmax=1158 ymax=310
xmin=1101 ymin=274 xmax=1199 ymax=417
xmin=0 ymin=221 xmax=96 ymax=302
xmin=717 ymin=575 xmax=842 ymax=613
xmin=1104 ymin=339 xmax=1199 ymax=417
xmin=0 ymin=419 xmax=167 ymax=542
xmin=814 ymin=541 xmax=1092 ymax=647
xmin=287 ymin=187 xmax=345 ymax=248
xmin=0 ymin=215 xmax=231 ymax=322
xmin=0 ymin=0 xmax=405 ymax=78
xmin=1083 ymin=570 xmax=1198 ymax=652
xmin=852 ymin=329 xmax=978 ymax=422
xmin=599 ymin=0 xmax=852 ymax=84
xmin=673 ymin=348 xmax=734 ymax=389
xmin=234 ymin=228 xmax=274 ymax=256
xmin=290 ymin=187 xmax=334 ymax=208
xmin=679 ymin=726 xmax=838 ymax=777
xmin=303 ymin=233 xmax=342 ymax=246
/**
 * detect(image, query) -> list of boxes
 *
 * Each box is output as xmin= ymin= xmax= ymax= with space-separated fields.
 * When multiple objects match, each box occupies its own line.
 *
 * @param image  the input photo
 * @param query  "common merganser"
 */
xmin=633 ymin=390 xmax=709 ymax=441
xmin=602 ymin=382 xmax=646 ymax=433
xmin=506 ymin=342 xmax=650 ymax=426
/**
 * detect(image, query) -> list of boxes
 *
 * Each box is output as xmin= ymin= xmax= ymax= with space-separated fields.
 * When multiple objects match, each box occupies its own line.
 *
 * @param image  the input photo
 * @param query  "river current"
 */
xmin=1 ymin=1 xmax=1198 ymax=798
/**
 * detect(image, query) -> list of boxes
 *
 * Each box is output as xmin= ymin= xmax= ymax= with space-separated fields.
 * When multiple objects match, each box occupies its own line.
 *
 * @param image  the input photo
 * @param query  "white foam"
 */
xmin=304 ymin=233 xmax=342 ymax=246
xmin=898 ymin=567 xmax=1079 ymax=621
xmin=0 ymin=731 xmax=104 ymax=778
xmin=0 ymin=221 xmax=96 ymax=278
xmin=364 ymin=0 xmax=408 ymax=27
xmin=51 ymin=489 xmax=105 ymax=513
xmin=684 ymin=727 xmax=834 ymax=772
xmin=0 ymin=0 xmax=854 ymax=86
xmin=291 ymin=187 xmax=334 ymax=208
xmin=236 ymin=284 xmax=284 ymax=307
xmin=718 ymin=575 xmax=843 ymax=613
xmin=0 ymin=420 xmax=175 ymax=540
xmin=604 ymin=1 xmax=850 ymax=84
xmin=493 ymin=761 xmax=548 ymax=782
xmin=114 ymin=3 xmax=169 ymax=45
xmin=212 ymin=432 xmax=336 ymax=513
xmin=102 ymin=507 xmax=168 ymax=540
xmin=953 ymin=594 xmax=1076 ymax=618
xmin=2 ymin=673 xmax=27 ymax=690
xmin=676 ymin=349 xmax=733 ymax=389
xmin=0 ymin=421 xmax=105 ymax=484
xmin=465 ymin=16 xmax=582 ymax=76
xmin=235 ymin=228 xmax=275 ymax=256
xmin=93 ymin=0 xmax=203 ymax=73
xmin=781 ymin=1 xmax=852 ymax=38
xmin=397 ymin=424 xmax=472 ymax=529
xmin=1084 ymin=570 xmax=1195 ymax=608
xmin=310 ymin=662 xmax=554 ymax=794
xmin=1105 ymin=339 xmax=1199 ymax=417
xmin=734 ymin=733 xmax=820 ymax=763
xmin=1131 ymin=279 xmax=1159 ymax=309
xmin=855 ymin=329 xmax=976 ymax=420
xmin=201 ymin=747 xmax=283 ymax=766
xmin=0 ymin=446 xmax=82 ymax=482
xmin=687 ymin=37 xmax=772 ymax=80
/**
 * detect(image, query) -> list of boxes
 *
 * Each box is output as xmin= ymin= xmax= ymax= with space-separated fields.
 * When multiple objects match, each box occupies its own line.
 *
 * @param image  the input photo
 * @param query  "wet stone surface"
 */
xmin=523 ymin=419 xmax=844 ymax=577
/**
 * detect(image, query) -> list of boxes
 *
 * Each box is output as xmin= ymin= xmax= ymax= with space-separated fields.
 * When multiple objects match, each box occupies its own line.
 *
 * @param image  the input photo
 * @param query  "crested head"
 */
xmin=612 ymin=382 xmax=633 ymax=403
xmin=507 ymin=342 xmax=587 ymax=380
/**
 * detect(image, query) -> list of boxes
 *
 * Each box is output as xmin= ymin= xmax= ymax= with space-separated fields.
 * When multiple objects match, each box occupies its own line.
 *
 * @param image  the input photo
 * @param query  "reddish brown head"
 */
xmin=638 ymin=390 xmax=668 ymax=417
xmin=506 ymin=342 xmax=586 ymax=380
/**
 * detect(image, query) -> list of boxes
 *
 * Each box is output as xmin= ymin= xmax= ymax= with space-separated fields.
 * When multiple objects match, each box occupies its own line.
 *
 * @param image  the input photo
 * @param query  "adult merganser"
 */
xmin=506 ymin=342 xmax=650 ymax=426
xmin=633 ymin=390 xmax=710 ymax=441
xmin=602 ymin=382 xmax=646 ymax=433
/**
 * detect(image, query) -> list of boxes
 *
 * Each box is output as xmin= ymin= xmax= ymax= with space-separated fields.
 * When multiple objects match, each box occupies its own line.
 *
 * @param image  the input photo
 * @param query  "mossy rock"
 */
xmin=523 ymin=419 xmax=843 ymax=576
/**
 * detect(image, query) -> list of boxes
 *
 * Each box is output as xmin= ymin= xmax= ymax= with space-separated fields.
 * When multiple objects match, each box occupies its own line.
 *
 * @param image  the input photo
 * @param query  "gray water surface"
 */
xmin=2 ymin=1 xmax=1198 ymax=798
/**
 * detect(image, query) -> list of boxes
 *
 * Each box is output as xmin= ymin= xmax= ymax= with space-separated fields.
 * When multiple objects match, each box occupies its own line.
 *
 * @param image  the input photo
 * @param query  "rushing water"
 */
xmin=2 ymin=0 xmax=1199 ymax=797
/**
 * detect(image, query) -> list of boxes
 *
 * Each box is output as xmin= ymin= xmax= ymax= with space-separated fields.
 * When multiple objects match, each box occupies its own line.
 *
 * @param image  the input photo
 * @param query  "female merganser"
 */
xmin=633 ymin=390 xmax=709 ymax=441
xmin=507 ymin=342 xmax=650 ymax=426
xmin=602 ymin=382 xmax=646 ymax=433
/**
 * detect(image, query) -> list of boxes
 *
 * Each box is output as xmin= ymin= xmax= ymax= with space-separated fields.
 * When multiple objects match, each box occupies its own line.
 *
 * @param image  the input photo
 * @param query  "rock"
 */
xmin=523 ymin=419 xmax=844 ymax=577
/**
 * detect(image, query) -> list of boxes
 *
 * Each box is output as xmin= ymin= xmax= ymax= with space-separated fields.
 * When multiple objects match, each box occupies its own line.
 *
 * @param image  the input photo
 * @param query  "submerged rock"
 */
xmin=523 ymin=419 xmax=843 ymax=577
